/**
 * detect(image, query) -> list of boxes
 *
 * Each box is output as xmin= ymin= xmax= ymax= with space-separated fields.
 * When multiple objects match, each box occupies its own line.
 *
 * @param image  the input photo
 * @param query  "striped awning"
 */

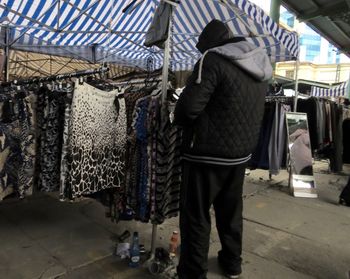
xmin=4 ymin=49 xmax=139 ymax=79
xmin=0 ymin=0 xmax=299 ymax=72
xmin=311 ymin=81 xmax=350 ymax=99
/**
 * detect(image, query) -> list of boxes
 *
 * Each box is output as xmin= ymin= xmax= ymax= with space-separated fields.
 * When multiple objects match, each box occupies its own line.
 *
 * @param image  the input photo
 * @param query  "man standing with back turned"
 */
xmin=174 ymin=20 xmax=272 ymax=279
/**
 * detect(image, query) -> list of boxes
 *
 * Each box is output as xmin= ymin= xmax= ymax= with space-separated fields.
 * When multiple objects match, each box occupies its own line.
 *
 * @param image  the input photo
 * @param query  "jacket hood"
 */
xmin=196 ymin=19 xmax=236 ymax=53
xmin=196 ymin=41 xmax=273 ymax=83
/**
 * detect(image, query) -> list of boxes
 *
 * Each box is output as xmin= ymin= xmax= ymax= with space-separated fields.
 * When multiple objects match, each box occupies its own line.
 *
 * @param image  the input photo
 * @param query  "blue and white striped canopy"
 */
xmin=311 ymin=81 xmax=350 ymax=99
xmin=0 ymin=0 xmax=299 ymax=71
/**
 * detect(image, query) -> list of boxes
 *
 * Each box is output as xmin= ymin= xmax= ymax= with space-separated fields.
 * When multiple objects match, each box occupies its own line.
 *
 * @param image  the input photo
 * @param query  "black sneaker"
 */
xmin=339 ymin=198 xmax=350 ymax=207
xmin=217 ymin=253 xmax=242 ymax=279
xmin=223 ymin=271 xmax=241 ymax=279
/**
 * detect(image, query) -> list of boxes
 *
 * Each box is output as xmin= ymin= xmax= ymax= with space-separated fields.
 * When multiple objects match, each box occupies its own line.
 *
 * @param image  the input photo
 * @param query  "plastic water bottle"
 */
xmin=169 ymin=231 xmax=179 ymax=258
xmin=129 ymin=232 xmax=140 ymax=268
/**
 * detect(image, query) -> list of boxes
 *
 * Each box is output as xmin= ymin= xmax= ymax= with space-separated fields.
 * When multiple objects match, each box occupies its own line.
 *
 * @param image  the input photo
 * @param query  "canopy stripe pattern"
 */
xmin=0 ymin=0 xmax=299 ymax=71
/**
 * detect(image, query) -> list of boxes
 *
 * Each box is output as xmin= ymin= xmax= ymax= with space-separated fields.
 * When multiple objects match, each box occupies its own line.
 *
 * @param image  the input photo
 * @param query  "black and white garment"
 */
xmin=153 ymin=102 xmax=182 ymax=224
xmin=37 ymin=89 xmax=66 ymax=192
xmin=18 ymin=94 xmax=37 ymax=197
xmin=65 ymin=82 xmax=126 ymax=199
xmin=0 ymin=92 xmax=36 ymax=201
xmin=59 ymin=91 xmax=73 ymax=200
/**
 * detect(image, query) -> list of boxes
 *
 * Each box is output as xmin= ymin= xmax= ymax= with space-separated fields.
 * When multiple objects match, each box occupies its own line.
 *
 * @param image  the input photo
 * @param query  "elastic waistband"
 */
xmin=182 ymin=153 xmax=252 ymax=166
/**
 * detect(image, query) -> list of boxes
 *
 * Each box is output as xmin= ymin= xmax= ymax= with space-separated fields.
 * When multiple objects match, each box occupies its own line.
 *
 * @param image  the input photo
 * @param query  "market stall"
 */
xmin=0 ymin=0 xmax=300 ymax=271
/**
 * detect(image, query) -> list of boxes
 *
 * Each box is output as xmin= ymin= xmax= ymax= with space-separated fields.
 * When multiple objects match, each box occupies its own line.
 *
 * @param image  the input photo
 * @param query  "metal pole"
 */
xmin=149 ymin=2 xmax=173 ymax=260
xmin=4 ymin=26 xmax=10 ymax=82
xmin=293 ymin=57 xmax=300 ymax=112
xmin=161 ymin=8 xmax=172 ymax=104
xmin=269 ymin=0 xmax=281 ymax=75
xmin=270 ymin=0 xmax=281 ymax=23
xmin=150 ymin=224 xmax=158 ymax=258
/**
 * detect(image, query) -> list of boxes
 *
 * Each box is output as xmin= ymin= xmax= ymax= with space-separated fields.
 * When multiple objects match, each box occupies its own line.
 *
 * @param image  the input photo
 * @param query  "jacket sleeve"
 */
xmin=174 ymin=54 xmax=220 ymax=126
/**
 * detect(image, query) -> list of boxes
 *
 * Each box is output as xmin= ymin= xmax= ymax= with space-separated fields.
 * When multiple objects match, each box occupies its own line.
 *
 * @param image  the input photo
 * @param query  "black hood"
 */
xmin=196 ymin=19 xmax=246 ymax=53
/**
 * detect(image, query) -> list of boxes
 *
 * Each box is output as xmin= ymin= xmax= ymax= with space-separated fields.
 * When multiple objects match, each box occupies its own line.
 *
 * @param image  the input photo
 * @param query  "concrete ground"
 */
xmin=0 ymin=161 xmax=349 ymax=279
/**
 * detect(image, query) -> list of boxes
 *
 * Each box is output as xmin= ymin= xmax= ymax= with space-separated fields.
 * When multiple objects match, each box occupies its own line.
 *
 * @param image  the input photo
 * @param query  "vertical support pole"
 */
xmin=92 ymin=44 xmax=97 ymax=64
xmin=293 ymin=59 xmax=300 ymax=112
xmin=4 ymin=26 xmax=10 ymax=82
xmin=270 ymin=0 xmax=281 ymax=23
xmin=269 ymin=0 xmax=281 ymax=76
xmin=150 ymin=1 xmax=174 ymax=260
xmin=335 ymin=63 xmax=341 ymax=83
xmin=150 ymin=224 xmax=158 ymax=258
xmin=57 ymin=0 xmax=61 ymax=30
xmin=161 ymin=7 xmax=172 ymax=104
xmin=293 ymin=39 xmax=300 ymax=112
xmin=50 ymin=55 xmax=52 ymax=75
xmin=26 ymin=52 xmax=28 ymax=77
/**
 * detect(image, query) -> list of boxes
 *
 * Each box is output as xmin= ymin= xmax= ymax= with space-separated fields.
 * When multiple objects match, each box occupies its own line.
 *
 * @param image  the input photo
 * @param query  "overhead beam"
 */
xmin=97 ymin=34 xmax=153 ymax=62
xmin=220 ymin=0 xmax=256 ymax=36
xmin=28 ymin=59 xmax=50 ymax=78
xmin=0 ymin=4 xmax=57 ymax=32
xmin=0 ymin=24 xmax=53 ymax=32
xmin=53 ymin=57 xmax=75 ymax=75
xmin=10 ymin=0 xmax=59 ymax=47
xmin=13 ymin=60 xmax=51 ymax=77
xmin=332 ymin=21 xmax=350 ymax=40
xmin=15 ymin=46 xmax=93 ymax=63
xmin=59 ymin=0 xmax=102 ymax=31
xmin=298 ymin=2 xmax=348 ymax=22
xmin=270 ymin=0 xmax=281 ymax=23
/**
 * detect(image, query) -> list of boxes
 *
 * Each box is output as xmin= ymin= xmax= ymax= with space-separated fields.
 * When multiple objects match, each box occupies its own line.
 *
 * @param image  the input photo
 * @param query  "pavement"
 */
xmin=0 ymin=161 xmax=349 ymax=279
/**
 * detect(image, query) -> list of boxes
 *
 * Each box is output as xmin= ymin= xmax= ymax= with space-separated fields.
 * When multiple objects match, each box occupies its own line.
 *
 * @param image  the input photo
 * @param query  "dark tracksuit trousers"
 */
xmin=177 ymin=160 xmax=246 ymax=279
xmin=340 ymin=176 xmax=350 ymax=204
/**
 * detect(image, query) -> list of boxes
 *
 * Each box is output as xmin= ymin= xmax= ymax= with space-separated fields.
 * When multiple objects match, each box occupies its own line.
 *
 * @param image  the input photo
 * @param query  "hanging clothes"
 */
xmin=36 ymin=88 xmax=67 ymax=192
xmin=124 ymin=87 xmax=182 ymax=224
xmin=297 ymin=97 xmax=345 ymax=172
xmin=144 ymin=0 xmax=172 ymax=49
xmin=268 ymin=103 xmax=291 ymax=175
xmin=124 ymin=87 xmax=154 ymax=214
xmin=59 ymin=90 xmax=74 ymax=200
xmin=0 ymin=91 xmax=36 ymax=201
xmin=250 ymin=102 xmax=276 ymax=170
xmin=153 ymin=103 xmax=182 ymax=224
xmin=329 ymin=104 xmax=343 ymax=172
xmin=343 ymin=118 xmax=350 ymax=164
xmin=63 ymin=82 xmax=127 ymax=199
xmin=133 ymin=95 xmax=152 ymax=221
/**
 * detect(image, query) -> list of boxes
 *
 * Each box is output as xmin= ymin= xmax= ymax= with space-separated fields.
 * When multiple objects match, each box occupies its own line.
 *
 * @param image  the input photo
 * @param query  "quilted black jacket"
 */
xmin=174 ymin=20 xmax=272 ymax=163
xmin=174 ymin=53 xmax=268 ymax=161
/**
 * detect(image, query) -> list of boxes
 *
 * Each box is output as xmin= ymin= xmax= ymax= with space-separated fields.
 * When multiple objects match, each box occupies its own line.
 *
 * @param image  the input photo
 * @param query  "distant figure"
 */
xmin=339 ymin=176 xmax=350 ymax=207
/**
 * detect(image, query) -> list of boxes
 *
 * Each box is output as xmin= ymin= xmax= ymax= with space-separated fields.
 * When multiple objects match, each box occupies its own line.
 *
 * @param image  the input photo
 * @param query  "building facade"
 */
xmin=276 ymin=62 xmax=350 ymax=84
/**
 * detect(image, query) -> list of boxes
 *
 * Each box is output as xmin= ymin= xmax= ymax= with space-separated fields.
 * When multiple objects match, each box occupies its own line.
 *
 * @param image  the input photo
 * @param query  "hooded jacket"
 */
xmin=174 ymin=20 xmax=272 ymax=165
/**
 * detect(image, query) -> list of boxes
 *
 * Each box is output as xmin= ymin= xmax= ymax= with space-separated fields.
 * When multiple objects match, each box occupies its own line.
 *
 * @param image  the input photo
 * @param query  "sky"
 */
xmin=248 ymin=0 xmax=350 ymax=64
xmin=249 ymin=0 xmax=271 ymax=13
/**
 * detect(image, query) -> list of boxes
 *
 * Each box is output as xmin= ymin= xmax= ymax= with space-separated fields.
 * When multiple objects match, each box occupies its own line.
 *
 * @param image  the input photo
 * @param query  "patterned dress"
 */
xmin=0 ymin=91 xmax=36 ymax=201
xmin=64 ymin=82 xmax=127 ymax=199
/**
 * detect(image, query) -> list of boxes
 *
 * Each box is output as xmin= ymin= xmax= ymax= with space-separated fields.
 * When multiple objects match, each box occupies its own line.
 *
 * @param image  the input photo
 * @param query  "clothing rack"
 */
xmin=265 ymin=96 xmax=294 ymax=103
xmin=0 ymin=67 xmax=109 ymax=87
xmin=111 ymin=78 xmax=162 ymax=87
xmin=114 ymin=77 xmax=163 ymax=261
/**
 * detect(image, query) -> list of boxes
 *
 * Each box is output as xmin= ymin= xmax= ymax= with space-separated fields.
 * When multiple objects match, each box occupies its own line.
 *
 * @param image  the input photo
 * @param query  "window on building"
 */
xmin=287 ymin=17 xmax=294 ymax=27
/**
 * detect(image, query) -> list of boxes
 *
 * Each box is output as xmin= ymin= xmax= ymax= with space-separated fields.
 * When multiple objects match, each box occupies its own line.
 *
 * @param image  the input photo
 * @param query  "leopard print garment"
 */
xmin=65 ymin=82 xmax=126 ymax=199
